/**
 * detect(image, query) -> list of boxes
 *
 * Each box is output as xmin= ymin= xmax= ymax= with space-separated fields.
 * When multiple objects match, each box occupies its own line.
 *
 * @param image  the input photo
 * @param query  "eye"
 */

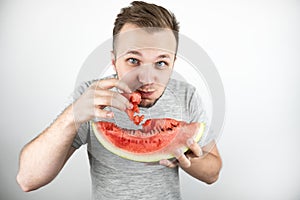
xmin=127 ymin=58 xmax=140 ymax=65
xmin=155 ymin=61 xmax=168 ymax=69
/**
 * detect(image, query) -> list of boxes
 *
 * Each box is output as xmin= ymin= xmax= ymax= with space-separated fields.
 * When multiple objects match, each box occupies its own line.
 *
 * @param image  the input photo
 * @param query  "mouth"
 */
xmin=137 ymin=88 xmax=155 ymax=98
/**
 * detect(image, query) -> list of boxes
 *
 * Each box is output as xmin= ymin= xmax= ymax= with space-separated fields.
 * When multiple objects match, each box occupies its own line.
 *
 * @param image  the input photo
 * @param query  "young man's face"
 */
xmin=112 ymin=23 xmax=177 ymax=107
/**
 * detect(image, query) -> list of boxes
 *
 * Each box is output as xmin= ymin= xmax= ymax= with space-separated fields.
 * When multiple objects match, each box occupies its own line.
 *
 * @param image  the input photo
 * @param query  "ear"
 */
xmin=111 ymin=50 xmax=116 ymax=72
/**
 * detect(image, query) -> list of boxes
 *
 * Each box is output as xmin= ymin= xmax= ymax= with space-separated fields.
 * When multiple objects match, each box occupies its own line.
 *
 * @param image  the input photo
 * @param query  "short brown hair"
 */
xmin=113 ymin=1 xmax=179 ymax=51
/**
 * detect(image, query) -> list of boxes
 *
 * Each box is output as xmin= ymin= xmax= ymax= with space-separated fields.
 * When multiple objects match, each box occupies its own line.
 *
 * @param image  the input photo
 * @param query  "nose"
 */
xmin=138 ymin=64 xmax=155 ymax=85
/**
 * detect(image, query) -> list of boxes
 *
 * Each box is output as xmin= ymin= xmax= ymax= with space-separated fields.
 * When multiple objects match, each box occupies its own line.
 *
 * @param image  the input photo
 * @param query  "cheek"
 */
xmin=114 ymin=60 xmax=127 ymax=78
xmin=115 ymin=61 xmax=139 ymax=84
xmin=155 ymin=84 xmax=166 ymax=94
xmin=116 ymin=68 xmax=134 ymax=80
xmin=154 ymin=69 xmax=172 ymax=85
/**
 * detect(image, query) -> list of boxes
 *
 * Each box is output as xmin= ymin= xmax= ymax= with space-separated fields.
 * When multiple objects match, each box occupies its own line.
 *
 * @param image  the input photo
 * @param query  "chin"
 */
xmin=140 ymin=99 xmax=156 ymax=108
xmin=139 ymin=91 xmax=164 ymax=108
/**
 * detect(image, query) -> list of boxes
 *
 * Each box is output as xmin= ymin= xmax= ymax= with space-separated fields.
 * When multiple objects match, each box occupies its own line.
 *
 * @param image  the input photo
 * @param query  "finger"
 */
xmin=159 ymin=159 xmax=178 ymax=168
xmin=93 ymin=78 xmax=132 ymax=93
xmin=187 ymin=138 xmax=203 ymax=157
xmin=93 ymin=96 xmax=127 ymax=111
xmin=115 ymin=79 xmax=133 ymax=94
xmin=93 ymin=90 xmax=133 ymax=111
xmin=94 ymin=108 xmax=114 ymax=119
xmin=120 ymin=93 xmax=132 ymax=101
xmin=174 ymin=149 xmax=191 ymax=168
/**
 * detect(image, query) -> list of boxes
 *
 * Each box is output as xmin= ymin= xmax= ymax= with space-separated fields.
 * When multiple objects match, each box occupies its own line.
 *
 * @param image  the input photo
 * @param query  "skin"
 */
xmin=112 ymin=24 xmax=176 ymax=107
xmin=113 ymin=24 xmax=222 ymax=183
xmin=16 ymin=23 xmax=222 ymax=192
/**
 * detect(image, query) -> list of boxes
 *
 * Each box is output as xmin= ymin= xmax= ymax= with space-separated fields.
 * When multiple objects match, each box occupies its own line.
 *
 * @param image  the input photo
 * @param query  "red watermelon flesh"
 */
xmin=125 ymin=92 xmax=144 ymax=125
xmin=92 ymin=91 xmax=205 ymax=162
xmin=92 ymin=118 xmax=205 ymax=162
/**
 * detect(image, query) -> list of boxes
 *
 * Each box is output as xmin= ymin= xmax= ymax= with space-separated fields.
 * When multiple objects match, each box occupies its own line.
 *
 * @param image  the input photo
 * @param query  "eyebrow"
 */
xmin=125 ymin=50 xmax=171 ymax=60
xmin=157 ymin=54 xmax=171 ymax=60
xmin=125 ymin=50 xmax=142 ymax=56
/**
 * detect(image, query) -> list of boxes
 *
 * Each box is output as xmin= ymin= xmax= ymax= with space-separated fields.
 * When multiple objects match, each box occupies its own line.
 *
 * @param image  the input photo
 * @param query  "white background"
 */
xmin=1 ymin=0 xmax=299 ymax=199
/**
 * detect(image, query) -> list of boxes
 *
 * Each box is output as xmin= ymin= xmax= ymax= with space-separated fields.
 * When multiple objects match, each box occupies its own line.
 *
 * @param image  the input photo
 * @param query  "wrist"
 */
xmin=57 ymin=105 xmax=81 ymax=134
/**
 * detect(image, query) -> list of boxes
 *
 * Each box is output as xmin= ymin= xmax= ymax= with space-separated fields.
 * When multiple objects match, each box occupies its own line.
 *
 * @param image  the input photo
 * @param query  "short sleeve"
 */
xmin=188 ymin=89 xmax=216 ymax=147
xmin=72 ymin=122 xmax=90 ymax=149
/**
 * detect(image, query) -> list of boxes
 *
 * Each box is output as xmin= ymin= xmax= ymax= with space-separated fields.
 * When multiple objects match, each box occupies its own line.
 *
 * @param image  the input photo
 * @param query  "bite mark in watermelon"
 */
xmin=92 ymin=91 xmax=205 ymax=162
xmin=92 ymin=118 xmax=205 ymax=162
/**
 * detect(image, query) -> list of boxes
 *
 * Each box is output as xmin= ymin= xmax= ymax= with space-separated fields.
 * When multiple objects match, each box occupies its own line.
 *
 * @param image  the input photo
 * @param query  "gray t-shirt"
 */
xmin=69 ymin=76 xmax=213 ymax=200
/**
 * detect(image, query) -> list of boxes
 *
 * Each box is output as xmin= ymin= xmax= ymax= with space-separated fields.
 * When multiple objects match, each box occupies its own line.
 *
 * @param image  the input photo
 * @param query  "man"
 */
xmin=16 ymin=1 xmax=222 ymax=199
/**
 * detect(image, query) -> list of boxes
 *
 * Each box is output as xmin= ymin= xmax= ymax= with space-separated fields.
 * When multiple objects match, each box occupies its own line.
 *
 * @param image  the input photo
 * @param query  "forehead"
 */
xmin=114 ymin=24 xmax=177 ymax=57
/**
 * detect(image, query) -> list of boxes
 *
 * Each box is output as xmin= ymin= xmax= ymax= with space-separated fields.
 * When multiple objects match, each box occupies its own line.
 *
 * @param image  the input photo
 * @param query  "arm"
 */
xmin=180 ymin=89 xmax=222 ymax=183
xmin=160 ymin=140 xmax=222 ymax=184
xmin=180 ymin=140 xmax=222 ymax=184
xmin=16 ymin=78 xmax=132 ymax=192
xmin=16 ymin=106 xmax=78 ymax=192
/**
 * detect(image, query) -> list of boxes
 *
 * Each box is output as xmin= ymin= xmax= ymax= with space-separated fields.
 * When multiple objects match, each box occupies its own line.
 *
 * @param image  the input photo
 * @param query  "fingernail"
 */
xmin=159 ymin=160 xmax=168 ymax=166
xmin=124 ymin=86 xmax=132 ymax=93
xmin=128 ymin=103 xmax=133 ymax=109
xmin=199 ymin=148 xmax=203 ymax=156
xmin=184 ymin=161 xmax=191 ymax=168
xmin=187 ymin=138 xmax=194 ymax=147
xmin=174 ymin=149 xmax=183 ymax=158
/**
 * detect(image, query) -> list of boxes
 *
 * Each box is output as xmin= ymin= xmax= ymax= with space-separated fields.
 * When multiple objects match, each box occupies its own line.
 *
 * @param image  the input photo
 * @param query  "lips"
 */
xmin=138 ymin=88 xmax=155 ymax=93
xmin=137 ymin=87 xmax=155 ymax=98
xmin=138 ymin=91 xmax=155 ymax=98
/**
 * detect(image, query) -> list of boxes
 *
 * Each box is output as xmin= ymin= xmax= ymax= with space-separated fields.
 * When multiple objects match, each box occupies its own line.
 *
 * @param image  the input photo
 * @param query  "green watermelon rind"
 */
xmin=92 ymin=122 xmax=206 ymax=163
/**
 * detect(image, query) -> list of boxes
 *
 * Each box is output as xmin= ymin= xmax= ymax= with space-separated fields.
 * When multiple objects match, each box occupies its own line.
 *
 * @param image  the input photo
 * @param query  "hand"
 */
xmin=159 ymin=139 xmax=203 ymax=168
xmin=72 ymin=78 xmax=133 ymax=125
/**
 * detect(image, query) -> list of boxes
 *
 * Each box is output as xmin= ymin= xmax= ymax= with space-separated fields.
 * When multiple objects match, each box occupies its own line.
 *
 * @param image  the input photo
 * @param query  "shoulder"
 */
xmin=68 ymin=74 xmax=117 ymax=102
xmin=74 ymin=74 xmax=117 ymax=93
xmin=167 ymin=78 xmax=196 ymax=96
xmin=162 ymin=78 xmax=198 ymax=108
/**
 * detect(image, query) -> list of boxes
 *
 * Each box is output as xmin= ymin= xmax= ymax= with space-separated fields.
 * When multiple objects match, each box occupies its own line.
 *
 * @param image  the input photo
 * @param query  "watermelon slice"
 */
xmin=92 ymin=91 xmax=205 ymax=162
xmin=92 ymin=119 xmax=205 ymax=162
